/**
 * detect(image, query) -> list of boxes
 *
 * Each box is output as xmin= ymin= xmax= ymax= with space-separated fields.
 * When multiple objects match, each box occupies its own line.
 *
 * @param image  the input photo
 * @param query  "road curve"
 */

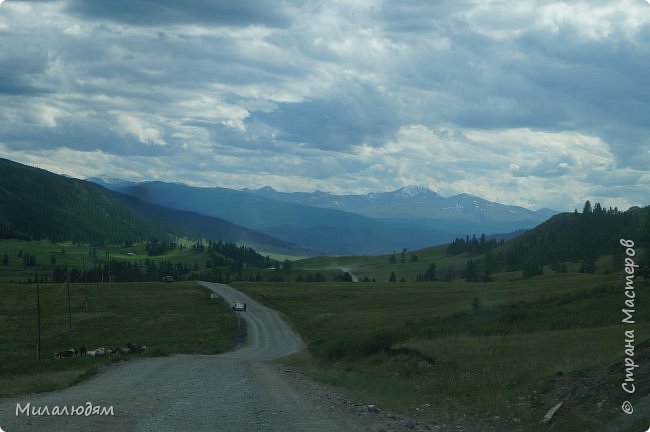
xmin=201 ymin=282 xmax=305 ymax=361
xmin=0 ymin=282 xmax=368 ymax=432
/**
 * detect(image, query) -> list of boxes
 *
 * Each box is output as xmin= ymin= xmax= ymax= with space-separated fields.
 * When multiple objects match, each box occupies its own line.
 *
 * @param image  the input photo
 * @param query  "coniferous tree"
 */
xmin=522 ymin=261 xmax=543 ymax=278
xmin=593 ymin=202 xmax=604 ymax=216
xmin=425 ymin=262 xmax=436 ymax=281
xmin=465 ymin=260 xmax=479 ymax=282
xmin=580 ymin=255 xmax=596 ymax=273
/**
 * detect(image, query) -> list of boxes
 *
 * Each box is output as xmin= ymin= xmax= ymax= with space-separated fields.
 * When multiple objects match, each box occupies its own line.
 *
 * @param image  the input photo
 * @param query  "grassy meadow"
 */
xmin=0 ymin=280 xmax=238 ymax=397
xmin=293 ymin=244 xmax=608 ymax=283
xmin=233 ymin=267 xmax=650 ymax=431
xmin=3 ymin=237 xmax=649 ymax=430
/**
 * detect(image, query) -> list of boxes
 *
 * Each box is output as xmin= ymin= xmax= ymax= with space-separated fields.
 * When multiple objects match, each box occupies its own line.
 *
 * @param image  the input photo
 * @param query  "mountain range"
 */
xmin=3 ymin=158 xmax=646 ymax=261
xmin=248 ymin=185 xmax=557 ymax=222
xmin=90 ymin=178 xmax=556 ymax=254
xmin=0 ymin=159 xmax=298 ymax=252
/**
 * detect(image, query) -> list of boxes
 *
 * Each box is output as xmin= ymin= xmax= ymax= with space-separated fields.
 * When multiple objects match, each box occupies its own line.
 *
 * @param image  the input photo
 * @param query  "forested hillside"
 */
xmin=0 ymin=158 xmax=162 ymax=244
xmin=446 ymin=202 xmax=650 ymax=279
xmin=0 ymin=158 xmax=298 ymax=251
xmin=496 ymin=203 xmax=649 ymax=271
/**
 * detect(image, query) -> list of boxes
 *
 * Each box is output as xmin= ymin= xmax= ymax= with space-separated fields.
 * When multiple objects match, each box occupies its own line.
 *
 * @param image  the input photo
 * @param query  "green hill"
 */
xmin=491 ymin=205 xmax=650 ymax=273
xmin=0 ymin=158 xmax=161 ymax=244
xmin=0 ymin=158 xmax=299 ymax=251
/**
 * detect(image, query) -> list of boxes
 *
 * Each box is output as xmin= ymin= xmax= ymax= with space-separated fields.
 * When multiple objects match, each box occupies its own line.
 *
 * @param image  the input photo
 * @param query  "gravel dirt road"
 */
xmin=0 ymin=282 xmax=386 ymax=432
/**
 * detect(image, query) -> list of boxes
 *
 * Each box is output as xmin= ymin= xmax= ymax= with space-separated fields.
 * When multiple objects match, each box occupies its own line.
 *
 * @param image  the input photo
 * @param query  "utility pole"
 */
xmin=105 ymin=248 xmax=111 ymax=283
xmin=36 ymin=282 xmax=41 ymax=361
xmin=66 ymin=267 xmax=72 ymax=332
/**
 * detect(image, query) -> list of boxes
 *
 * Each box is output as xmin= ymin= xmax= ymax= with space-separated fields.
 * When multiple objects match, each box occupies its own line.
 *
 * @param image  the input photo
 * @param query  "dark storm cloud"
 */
xmin=252 ymin=82 xmax=399 ymax=150
xmin=0 ymin=114 xmax=175 ymax=157
xmin=0 ymin=37 xmax=52 ymax=95
xmin=0 ymin=73 xmax=49 ymax=95
xmin=64 ymin=0 xmax=290 ymax=28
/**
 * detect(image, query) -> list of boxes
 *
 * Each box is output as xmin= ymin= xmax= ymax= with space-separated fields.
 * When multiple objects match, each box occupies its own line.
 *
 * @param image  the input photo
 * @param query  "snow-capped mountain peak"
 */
xmin=393 ymin=185 xmax=441 ymax=199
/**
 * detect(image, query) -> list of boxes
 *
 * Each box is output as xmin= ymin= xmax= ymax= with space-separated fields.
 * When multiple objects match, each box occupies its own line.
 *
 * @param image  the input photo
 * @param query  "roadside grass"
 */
xmin=236 ymin=273 xmax=622 ymax=344
xmin=0 ymin=281 xmax=238 ymax=397
xmin=234 ymin=272 xmax=650 ymax=430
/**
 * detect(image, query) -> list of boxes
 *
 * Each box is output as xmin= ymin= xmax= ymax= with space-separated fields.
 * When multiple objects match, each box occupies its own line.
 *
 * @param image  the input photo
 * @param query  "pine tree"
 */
xmin=593 ymin=202 xmax=603 ymax=216
xmin=465 ymin=260 xmax=479 ymax=282
xmin=580 ymin=256 xmax=596 ymax=273
xmin=389 ymin=271 xmax=396 ymax=282
xmin=424 ymin=262 xmax=436 ymax=281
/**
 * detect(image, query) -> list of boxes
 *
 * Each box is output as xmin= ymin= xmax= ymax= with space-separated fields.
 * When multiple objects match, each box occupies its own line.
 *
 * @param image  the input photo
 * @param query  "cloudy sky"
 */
xmin=1 ymin=0 xmax=649 ymax=211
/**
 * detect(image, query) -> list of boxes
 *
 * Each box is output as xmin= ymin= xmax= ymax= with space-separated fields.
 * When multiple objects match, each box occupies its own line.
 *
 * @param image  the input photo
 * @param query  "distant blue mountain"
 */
xmin=249 ymin=185 xmax=557 ymax=223
xmin=93 ymin=181 xmax=455 ymax=254
xmin=91 ymin=179 xmax=558 ymax=255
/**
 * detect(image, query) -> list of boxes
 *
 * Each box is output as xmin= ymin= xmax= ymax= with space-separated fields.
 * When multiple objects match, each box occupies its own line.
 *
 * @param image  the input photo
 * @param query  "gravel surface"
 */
xmin=0 ymin=282 xmax=445 ymax=432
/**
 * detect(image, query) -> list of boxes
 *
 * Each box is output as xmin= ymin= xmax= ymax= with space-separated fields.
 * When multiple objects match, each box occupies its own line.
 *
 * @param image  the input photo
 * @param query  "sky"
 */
xmin=0 ymin=0 xmax=649 ymax=211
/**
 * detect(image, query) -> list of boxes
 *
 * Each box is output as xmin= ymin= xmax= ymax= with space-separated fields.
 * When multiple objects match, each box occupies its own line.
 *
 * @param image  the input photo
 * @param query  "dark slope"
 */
xmin=491 ymin=206 xmax=650 ymax=270
xmin=0 ymin=158 xmax=160 ymax=244
xmin=0 ymin=158 xmax=299 ymax=250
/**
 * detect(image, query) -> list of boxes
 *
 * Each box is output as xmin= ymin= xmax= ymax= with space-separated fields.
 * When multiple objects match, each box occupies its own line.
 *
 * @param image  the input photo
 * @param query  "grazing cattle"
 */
xmin=127 ymin=342 xmax=146 ymax=353
xmin=54 ymin=348 xmax=76 ymax=359
xmin=79 ymin=346 xmax=88 ymax=357
xmin=80 ymin=343 xmax=147 ymax=357
xmin=86 ymin=347 xmax=106 ymax=357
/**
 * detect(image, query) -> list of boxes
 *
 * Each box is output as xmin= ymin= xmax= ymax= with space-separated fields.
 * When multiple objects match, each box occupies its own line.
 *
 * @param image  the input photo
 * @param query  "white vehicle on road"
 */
xmin=232 ymin=302 xmax=247 ymax=312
